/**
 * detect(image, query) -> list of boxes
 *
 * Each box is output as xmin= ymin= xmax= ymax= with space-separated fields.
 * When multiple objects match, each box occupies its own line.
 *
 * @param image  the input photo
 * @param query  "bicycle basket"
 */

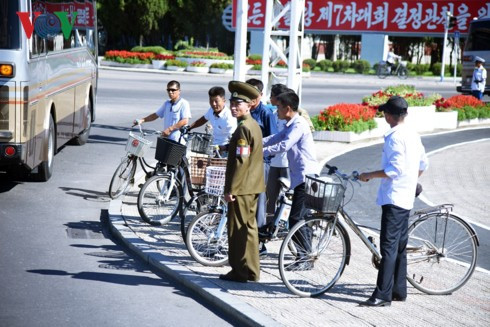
xmin=205 ymin=166 xmax=227 ymax=196
xmin=304 ymin=175 xmax=345 ymax=213
xmin=190 ymin=155 xmax=209 ymax=186
xmin=190 ymin=133 xmax=213 ymax=154
xmin=125 ymin=132 xmax=152 ymax=157
xmin=209 ymin=157 xmax=227 ymax=167
xmin=155 ymin=137 xmax=187 ymax=167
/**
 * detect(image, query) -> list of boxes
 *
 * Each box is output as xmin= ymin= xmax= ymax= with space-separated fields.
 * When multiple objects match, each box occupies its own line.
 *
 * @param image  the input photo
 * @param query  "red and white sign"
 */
xmin=32 ymin=0 xmax=95 ymax=28
xmin=232 ymin=0 xmax=490 ymax=35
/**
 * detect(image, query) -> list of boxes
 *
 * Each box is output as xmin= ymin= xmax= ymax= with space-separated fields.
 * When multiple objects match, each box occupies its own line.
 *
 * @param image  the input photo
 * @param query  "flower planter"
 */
xmin=100 ymin=60 xmax=152 ymax=69
xmin=176 ymin=57 xmax=234 ymax=67
xmin=434 ymin=111 xmax=458 ymax=129
xmin=313 ymin=128 xmax=380 ymax=143
xmin=209 ymin=68 xmax=233 ymax=74
xmin=152 ymin=60 xmax=166 ymax=69
xmin=165 ymin=65 xmax=186 ymax=72
xmin=405 ymin=105 xmax=436 ymax=133
xmin=186 ymin=66 xmax=209 ymax=73
xmin=458 ymin=118 xmax=490 ymax=127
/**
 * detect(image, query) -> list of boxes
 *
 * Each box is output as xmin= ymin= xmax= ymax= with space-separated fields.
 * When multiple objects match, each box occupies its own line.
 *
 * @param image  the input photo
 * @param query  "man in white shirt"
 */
xmin=471 ymin=56 xmax=487 ymax=100
xmin=188 ymin=86 xmax=237 ymax=151
xmin=386 ymin=44 xmax=401 ymax=73
xmin=134 ymin=80 xmax=191 ymax=144
xmin=358 ymin=96 xmax=429 ymax=307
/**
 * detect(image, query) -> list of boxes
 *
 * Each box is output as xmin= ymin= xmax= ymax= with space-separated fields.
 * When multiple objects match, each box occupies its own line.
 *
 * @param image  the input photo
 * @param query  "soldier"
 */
xmin=220 ymin=81 xmax=265 ymax=283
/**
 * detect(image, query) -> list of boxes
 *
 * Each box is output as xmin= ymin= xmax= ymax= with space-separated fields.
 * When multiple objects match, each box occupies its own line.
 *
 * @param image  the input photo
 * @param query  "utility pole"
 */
xmin=261 ymin=0 xmax=305 ymax=103
xmin=233 ymin=0 xmax=248 ymax=81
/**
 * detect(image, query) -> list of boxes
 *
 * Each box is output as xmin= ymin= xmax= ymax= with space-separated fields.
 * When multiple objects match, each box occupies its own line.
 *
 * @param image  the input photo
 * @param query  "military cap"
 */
xmin=228 ymin=81 xmax=260 ymax=103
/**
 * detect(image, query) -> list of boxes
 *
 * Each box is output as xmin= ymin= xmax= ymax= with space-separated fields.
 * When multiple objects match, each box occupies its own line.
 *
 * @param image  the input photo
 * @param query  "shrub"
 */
xmin=431 ymin=62 xmax=452 ymax=76
xmin=165 ymin=59 xmax=188 ymax=67
xmin=332 ymin=60 xmax=350 ymax=72
xmin=352 ymin=60 xmax=371 ymax=74
xmin=248 ymin=54 xmax=262 ymax=61
xmin=176 ymin=50 xmax=231 ymax=59
xmin=314 ymin=103 xmax=377 ymax=132
xmin=190 ymin=60 xmax=207 ymax=67
xmin=303 ymin=58 xmax=317 ymax=69
xmin=316 ymin=59 xmax=332 ymax=71
xmin=246 ymin=58 xmax=262 ymax=66
xmin=130 ymin=46 xmax=169 ymax=55
xmin=251 ymin=64 xmax=262 ymax=70
xmin=276 ymin=60 xmax=288 ymax=67
xmin=210 ymin=62 xmax=233 ymax=69
xmin=413 ymin=63 xmax=430 ymax=75
xmin=302 ymin=63 xmax=311 ymax=72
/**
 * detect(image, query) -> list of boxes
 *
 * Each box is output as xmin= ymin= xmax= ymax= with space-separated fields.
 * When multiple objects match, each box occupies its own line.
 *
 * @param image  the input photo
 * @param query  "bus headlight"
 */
xmin=0 ymin=64 xmax=14 ymax=77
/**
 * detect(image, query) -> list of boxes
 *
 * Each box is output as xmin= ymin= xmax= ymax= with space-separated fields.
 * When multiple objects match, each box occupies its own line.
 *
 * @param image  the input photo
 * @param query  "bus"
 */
xmin=0 ymin=0 xmax=98 ymax=181
xmin=457 ymin=17 xmax=490 ymax=96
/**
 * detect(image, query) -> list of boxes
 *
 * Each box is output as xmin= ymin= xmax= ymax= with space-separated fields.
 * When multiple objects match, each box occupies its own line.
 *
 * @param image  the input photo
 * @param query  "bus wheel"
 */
xmin=71 ymin=100 xmax=92 ymax=146
xmin=35 ymin=115 xmax=55 ymax=182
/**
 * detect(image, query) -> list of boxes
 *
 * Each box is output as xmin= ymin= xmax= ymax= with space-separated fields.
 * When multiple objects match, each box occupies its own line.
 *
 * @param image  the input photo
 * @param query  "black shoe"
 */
xmin=285 ymin=260 xmax=314 ymax=271
xmin=392 ymin=295 xmax=406 ymax=302
xmin=219 ymin=272 xmax=247 ymax=283
xmin=259 ymin=244 xmax=268 ymax=257
xmin=358 ymin=297 xmax=391 ymax=307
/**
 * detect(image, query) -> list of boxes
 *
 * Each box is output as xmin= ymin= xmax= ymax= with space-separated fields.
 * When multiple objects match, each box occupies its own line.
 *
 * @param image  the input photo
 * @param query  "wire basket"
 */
xmin=190 ymin=133 xmax=213 ymax=154
xmin=304 ymin=175 xmax=345 ymax=213
xmin=205 ymin=166 xmax=227 ymax=196
xmin=209 ymin=157 xmax=227 ymax=167
xmin=190 ymin=155 xmax=209 ymax=185
xmin=125 ymin=132 xmax=152 ymax=157
xmin=155 ymin=137 xmax=187 ymax=167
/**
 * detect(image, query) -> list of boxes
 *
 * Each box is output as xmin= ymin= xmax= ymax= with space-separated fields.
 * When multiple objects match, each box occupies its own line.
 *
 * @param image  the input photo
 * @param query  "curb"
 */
xmin=107 ymin=199 xmax=281 ymax=327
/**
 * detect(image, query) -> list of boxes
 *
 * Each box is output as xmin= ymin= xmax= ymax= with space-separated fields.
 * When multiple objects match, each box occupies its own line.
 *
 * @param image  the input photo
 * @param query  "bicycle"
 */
xmin=137 ymin=127 xmax=225 ymax=232
xmin=278 ymin=164 xmax=479 ymax=297
xmin=108 ymin=125 xmax=161 ymax=199
xmin=185 ymin=171 xmax=293 ymax=267
xmin=377 ymin=60 xmax=408 ymax=79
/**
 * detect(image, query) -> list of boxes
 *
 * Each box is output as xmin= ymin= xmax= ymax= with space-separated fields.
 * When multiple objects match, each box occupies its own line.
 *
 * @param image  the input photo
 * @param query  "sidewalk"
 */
xmin=108 ymin=134 xmax=489 ymax=327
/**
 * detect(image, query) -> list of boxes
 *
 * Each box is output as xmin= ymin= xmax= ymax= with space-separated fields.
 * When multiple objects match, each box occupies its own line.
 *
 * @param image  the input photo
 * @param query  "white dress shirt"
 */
xmin=377 ymin=123 xmax=429 ymax=210
xmin=203 ymin=106 xmax=236 ymax=146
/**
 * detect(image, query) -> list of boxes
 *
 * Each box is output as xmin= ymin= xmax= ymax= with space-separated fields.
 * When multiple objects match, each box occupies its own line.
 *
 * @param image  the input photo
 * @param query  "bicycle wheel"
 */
xmin=137 ymin=174 xmax=182 ymax=226
xmin=180 ymin=193 xmax=224 ymax=241
xmin=406 ymin=213 xmax=478 ymax=295
xmin=186 ymin=211 xmax=229 ymax=267
xmin=108 ymin=156 xmax=137 ymax=199
xmin=398 ymin=67 xmax=408 ymax=79
xmin=377 ymin=65 xmax=389 ymax=79
xmin=278 ymin=217 xmax=349 ymax=297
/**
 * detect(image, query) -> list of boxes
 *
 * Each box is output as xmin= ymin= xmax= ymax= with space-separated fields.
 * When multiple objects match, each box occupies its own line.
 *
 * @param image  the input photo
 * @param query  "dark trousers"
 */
xmin=372 ymin=204 xmax=410 ymax=301
xmin=472 ymin=90 xmax=483 ymax=100
xmin=289 ymin=183 xmax=312 ymax=257
xmin=265 ymin=166 xmax=289 ymax=216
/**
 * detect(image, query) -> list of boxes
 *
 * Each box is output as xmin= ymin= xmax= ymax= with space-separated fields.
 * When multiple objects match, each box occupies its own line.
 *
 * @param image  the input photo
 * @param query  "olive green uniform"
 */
xmin=224 ymin=114 xmax=265 ymax=281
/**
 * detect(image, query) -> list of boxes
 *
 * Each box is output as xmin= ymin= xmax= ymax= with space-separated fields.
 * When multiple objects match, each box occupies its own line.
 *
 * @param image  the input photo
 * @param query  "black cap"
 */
xmin=378 ymin=96 xmax=408 ymax=115
xmin=228 ymin=81 xmax=260 ymax=103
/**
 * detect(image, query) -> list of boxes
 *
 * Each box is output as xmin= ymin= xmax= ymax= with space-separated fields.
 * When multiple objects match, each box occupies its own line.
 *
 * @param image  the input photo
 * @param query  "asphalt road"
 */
xmin=0 ymin=69 xmax=487 ymax=326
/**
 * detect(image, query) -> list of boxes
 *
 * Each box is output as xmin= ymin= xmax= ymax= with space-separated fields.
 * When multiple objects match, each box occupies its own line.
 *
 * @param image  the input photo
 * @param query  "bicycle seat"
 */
xmin=278 ymin=177 xmax=291 ymax=190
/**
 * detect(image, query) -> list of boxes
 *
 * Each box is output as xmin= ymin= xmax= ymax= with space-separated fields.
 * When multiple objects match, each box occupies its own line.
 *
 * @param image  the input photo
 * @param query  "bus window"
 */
xmin=464 ymin=20 xmax=490 ymax=51
xmin=0 ymin=0 xmax=21 ymax=50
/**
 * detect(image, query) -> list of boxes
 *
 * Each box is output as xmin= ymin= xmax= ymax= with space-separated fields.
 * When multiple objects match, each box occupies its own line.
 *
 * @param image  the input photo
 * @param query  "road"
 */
xmin=0 ymin=69 xmax=487 ymax=326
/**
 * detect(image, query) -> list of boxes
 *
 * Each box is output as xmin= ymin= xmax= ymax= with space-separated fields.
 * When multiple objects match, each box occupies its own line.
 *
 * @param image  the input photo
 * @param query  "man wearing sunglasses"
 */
xmin=134 ymin=80 xmax=191 ymax=143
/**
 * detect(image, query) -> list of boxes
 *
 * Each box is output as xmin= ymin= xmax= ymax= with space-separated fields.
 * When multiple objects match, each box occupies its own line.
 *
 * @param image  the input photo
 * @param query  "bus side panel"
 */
xmin=73 ymin=81 xmax=91 ymax=134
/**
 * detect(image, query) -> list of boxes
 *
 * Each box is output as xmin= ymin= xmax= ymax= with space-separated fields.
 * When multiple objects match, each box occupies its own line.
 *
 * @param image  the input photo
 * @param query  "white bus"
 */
xmin=0 ymin=0 xmax=98 ymax=181
xmin=457 ymin=17 xmax=490 ymax=96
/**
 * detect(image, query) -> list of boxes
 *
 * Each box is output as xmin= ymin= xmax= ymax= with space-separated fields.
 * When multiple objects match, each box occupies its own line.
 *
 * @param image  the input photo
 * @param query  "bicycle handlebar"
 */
xmin=324 ymin=164 xmax=359 ymax=181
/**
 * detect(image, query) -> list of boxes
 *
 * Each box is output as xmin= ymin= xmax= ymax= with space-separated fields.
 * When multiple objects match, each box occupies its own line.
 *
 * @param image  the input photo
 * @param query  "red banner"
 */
xmin=232 ymin=0 xmax=490 ymax=35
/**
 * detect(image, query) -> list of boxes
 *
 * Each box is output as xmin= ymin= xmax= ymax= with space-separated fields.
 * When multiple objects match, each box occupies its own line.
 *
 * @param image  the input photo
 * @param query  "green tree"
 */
xmin=98 ymin=0 xmax=169 ymax=48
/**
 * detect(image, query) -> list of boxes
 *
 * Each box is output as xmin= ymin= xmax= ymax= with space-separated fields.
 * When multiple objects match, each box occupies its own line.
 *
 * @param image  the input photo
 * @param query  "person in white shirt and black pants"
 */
xmin=358 ymin=96 xmax=429 ymax=307
xmin=471 ymin=56 xmax=487 ymax=100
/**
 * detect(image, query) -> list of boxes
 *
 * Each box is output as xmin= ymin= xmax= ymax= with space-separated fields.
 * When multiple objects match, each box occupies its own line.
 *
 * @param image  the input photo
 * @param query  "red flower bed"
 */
xmin=316 ymin=103 xmax=377 ymax=132
xmin=105 ymin=50 xmax=155 ymax=61
xmin=246 ymin=58 xmax=262 ymax=65
xmin=434 ymin=95 xmax=484 ymax=110
xmin=154 ymin=54 xmax=175 ymax=60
